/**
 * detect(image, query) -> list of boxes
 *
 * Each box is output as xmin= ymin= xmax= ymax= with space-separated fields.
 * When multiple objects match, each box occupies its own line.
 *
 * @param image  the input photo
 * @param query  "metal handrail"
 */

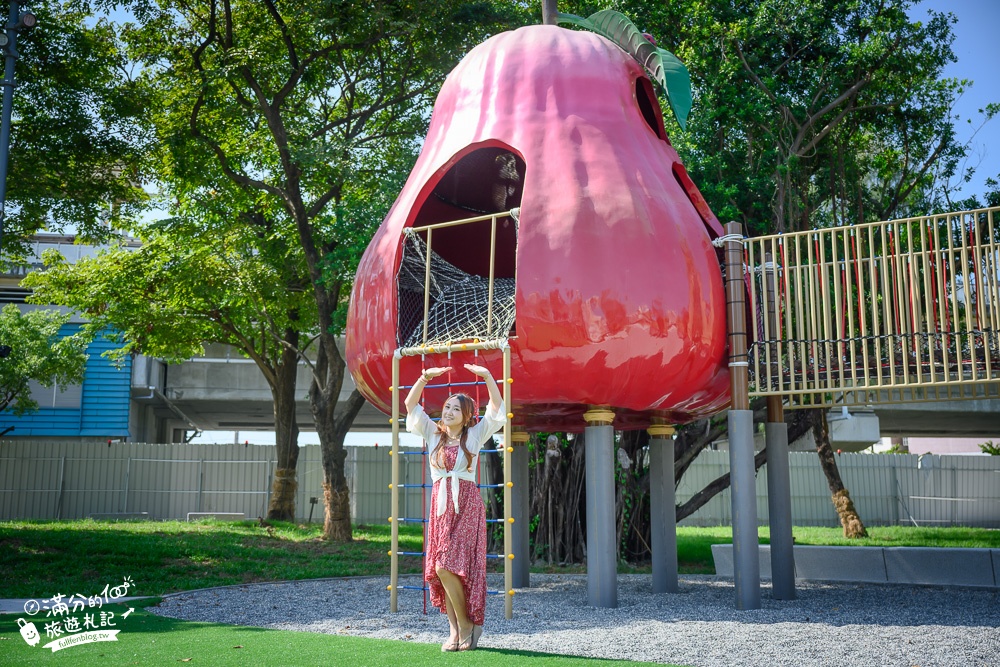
xmin=745 ymin=206 xmax=1000 ymax=407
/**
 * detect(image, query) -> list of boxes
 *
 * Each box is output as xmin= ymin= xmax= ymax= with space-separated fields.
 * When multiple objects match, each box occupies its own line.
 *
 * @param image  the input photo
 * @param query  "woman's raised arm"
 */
xmin=403 ymin=366 xmax=452 ymax=413
xmin=464 ymin=364 xmax=502 ymax=414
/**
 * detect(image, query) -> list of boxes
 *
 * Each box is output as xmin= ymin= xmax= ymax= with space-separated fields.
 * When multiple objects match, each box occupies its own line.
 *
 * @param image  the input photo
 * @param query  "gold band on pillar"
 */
xmin=583 ymin=406 xmax=615 ymax=426
xmin=510 ymin=431 xmax=529 ymax=444
xmin=647 ymin=424 xmax=675 ymax=437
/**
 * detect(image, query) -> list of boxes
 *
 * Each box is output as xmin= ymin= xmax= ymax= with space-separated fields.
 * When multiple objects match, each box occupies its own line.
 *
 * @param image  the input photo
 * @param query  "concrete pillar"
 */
xmin=648 ymin=424 xmax=678 ymax=593
xmin=510 ymin=430 xmax=530 ymax=588
xmin=763 ymin=251 xmax=795 ymax=600
xmin=765 ymin=414 xmax=796 ymax=600
xmin=584 ymin=407 xmax=617 ymax=608
xmin=729 ymin=409 xmax=761 ymax=610
xmin=722 ymin=220 xmax=760 ymax=610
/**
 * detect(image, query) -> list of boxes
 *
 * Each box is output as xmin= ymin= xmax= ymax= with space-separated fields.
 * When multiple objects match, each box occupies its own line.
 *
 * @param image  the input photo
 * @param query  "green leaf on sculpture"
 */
xmin=556 ymin=10 xmax=692 ymax=130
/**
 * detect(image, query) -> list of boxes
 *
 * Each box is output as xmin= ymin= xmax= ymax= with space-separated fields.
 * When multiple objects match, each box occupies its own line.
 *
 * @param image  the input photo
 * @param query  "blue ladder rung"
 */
xmin=399 ymin=585 xmax=430 ymax=592
xmin=397 ymin=483 xmax=432 ymax=488
xmin=395 ymin=551 xmax=426 ymax=556
xmin=486 ymin=590 xmax=505 ymax=595
xmin=478 ymin=483 xmax=504 ymax=488
xmin=485 ymin=518 xmax=504 ymax=524
xmin=478 ymin=449 xmax=501 ymax=455
xmin=398 ymin=518 xmax=428 ymax=523
xmin=401 ymin=380 xmax=487 ymax=390
xmin=485 ymin=554 xmax=506 ymax=559
xmin=398 ymin=450 xmax=428 ymax=455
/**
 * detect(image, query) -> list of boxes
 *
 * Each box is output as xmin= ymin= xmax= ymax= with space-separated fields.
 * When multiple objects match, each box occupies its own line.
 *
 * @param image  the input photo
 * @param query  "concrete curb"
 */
xmin=711 ymin=544 xmax=1000 ymax=589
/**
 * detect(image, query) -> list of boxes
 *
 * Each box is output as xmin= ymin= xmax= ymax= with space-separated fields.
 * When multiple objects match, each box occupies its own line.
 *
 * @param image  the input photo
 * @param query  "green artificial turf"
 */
xmin=0 ymin=600 xmax=676 ymax=667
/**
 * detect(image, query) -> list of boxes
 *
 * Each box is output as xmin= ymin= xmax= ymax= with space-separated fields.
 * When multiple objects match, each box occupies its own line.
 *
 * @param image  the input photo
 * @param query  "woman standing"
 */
xmin=404 ymin=363 xmax=505 ymax=652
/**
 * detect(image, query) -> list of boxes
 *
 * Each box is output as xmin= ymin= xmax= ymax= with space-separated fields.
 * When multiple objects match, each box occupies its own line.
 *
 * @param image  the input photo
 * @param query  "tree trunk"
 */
xmin=310 ymin=331 xmax=366 ymax=541
xmin=811 ymin=408 xmax=868 ymax=538
xmin=531 ymin=434 xmax=561 ymax=564
xmin=675 ymin=405 xmax=814 ymax=521
xmin=529 ymin=432 xmax=586 ymax=565
xmin=541 ymin=0 xmax=558 ymax=26
xmin=615 ymin=429 xmax=648 ymax=562
xmin=266 ymin=329 xmax=300 ymax=521
xmin=289 ymin=195 xmax=365 ymax=541
xmin=563 ymin=434 xmax=587 ymax=563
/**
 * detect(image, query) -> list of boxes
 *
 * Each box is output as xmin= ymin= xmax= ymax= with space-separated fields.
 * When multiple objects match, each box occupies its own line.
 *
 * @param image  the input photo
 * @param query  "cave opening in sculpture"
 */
xmin=397 ymin=146 xmax=523 ymax=347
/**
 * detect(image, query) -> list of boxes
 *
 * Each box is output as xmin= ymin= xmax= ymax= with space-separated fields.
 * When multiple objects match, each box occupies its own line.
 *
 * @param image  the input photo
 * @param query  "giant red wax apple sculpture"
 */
xmin=346 ymin=19 xmax=731 ymax=431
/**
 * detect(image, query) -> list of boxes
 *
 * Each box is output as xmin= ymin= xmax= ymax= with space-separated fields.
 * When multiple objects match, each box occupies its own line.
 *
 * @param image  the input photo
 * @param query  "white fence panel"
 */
xmin=1 ymin=441 xmax=998 ymax=527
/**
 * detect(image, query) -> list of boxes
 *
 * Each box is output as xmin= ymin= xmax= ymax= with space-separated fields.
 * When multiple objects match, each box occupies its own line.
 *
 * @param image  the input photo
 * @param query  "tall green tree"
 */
xmin=23 ymin=213 xmax=315 ymax=520
xmin=5 ymin=1 xmax=150 ymax=261
xmin=602 ymin=0 xmax=981 ymax=234
xmin=0 ymin=305 xmax=87 ymax=418
xmin=115 ymin=0 xmax=528 ymax=540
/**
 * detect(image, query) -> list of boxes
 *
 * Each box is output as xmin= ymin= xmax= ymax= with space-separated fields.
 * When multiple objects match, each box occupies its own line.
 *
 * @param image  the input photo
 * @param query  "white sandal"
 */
xmin=457 ymin=628 xmax=475 ymax=651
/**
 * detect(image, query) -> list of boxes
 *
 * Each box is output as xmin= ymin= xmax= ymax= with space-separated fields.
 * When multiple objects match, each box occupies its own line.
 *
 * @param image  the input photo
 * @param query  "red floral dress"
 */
xmin=406 ymin=402 xmax=505 ymax=625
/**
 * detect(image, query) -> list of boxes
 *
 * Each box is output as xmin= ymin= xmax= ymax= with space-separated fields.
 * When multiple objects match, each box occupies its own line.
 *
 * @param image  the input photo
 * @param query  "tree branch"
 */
xmin=333 ymin=388 xmax=367 ymax=434
xmin=733 ymin=39 xmax=800 ymax=133
xmin=262 ymin=0 xmax=299 ymax=71
xmin=189 ymin=95 xmax=284 ymax=198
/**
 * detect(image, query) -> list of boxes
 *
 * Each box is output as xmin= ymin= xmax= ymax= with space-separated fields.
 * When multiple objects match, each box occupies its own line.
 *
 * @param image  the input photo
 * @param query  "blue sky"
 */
xmin=914 ymin=0 xmax=1000 ymax=201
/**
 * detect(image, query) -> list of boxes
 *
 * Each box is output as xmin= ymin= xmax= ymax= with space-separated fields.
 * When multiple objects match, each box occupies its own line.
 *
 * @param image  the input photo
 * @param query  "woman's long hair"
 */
xmin=430 ymin=393 xmax=477 ymax=472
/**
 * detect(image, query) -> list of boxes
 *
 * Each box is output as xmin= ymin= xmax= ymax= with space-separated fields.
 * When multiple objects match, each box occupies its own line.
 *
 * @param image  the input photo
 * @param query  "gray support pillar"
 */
xmin=648 ymin=425 xmax=678 ymax=593
xmin=722 ymin=220 xmax=759 ymax=610
xmin=766 ymin=419 xmax=796 ymax=600
xmin=510 ymin=431 xmax=530 ymax=588
xmin=763 ymin=251 xmax=795 ymax=600
xmin=584 ymin=407 xmax=617 ymax=608
xmin=728 ymin=409 xmax=761 ymax=610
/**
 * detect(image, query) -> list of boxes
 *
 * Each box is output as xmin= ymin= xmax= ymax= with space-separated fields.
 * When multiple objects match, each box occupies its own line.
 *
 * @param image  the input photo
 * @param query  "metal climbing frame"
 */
xmin=388 ymin=341 xmax=514 ymax=619
xmin=745 ymin=206 xmax=1000 ymax=407
xmin=388 ymin=209 xmax=517 ymax=617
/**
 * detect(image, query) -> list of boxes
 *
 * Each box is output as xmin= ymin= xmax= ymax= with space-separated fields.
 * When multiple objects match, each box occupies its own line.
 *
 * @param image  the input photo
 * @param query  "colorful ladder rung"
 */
xmin=389 ymin=342 xmax=514 ymax=620
xmin=399 ymin=379 xmax=487 ymax=390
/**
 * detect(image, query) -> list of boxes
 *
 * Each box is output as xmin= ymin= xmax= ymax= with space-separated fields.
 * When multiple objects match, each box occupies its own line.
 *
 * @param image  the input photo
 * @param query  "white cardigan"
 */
xmin=406 ymin=400 xmax=506 ymax=515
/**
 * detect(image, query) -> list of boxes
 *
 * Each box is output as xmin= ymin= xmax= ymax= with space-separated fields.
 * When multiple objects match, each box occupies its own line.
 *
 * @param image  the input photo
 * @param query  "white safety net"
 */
xmin=397 ymin=230 xmax=516 ymax=347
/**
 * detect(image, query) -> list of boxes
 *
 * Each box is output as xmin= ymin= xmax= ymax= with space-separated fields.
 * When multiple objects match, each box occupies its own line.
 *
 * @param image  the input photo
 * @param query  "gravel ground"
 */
xmin=150 ymin=574 xmax=1000 ymax=666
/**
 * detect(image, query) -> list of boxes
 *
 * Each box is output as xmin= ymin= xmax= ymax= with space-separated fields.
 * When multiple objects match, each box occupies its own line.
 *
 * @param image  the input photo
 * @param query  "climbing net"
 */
xmin=397 ymin=228 xmax=516 ymax=348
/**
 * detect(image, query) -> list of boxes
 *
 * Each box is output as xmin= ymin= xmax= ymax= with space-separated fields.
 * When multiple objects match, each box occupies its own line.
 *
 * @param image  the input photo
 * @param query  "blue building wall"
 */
xmin=0 ymin=326 xmax=131 ymax=438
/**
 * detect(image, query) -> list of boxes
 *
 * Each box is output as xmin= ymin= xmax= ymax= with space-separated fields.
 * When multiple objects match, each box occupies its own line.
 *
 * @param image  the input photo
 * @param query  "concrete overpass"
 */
xmin=128 ymin=344 xmax=391 ymax=442
xmin=128 ymin=344 xmax=1000 ymax=443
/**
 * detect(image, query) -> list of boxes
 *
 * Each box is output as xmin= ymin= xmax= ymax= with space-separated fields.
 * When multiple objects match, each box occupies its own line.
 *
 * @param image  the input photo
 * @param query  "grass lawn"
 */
xmin=0 ymin=600 xmax=666 ymax=666
xmin=0 ymin=519 xmax=425 ymax=599
xmin=3 ymin=518 xmax=998 ymax=598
